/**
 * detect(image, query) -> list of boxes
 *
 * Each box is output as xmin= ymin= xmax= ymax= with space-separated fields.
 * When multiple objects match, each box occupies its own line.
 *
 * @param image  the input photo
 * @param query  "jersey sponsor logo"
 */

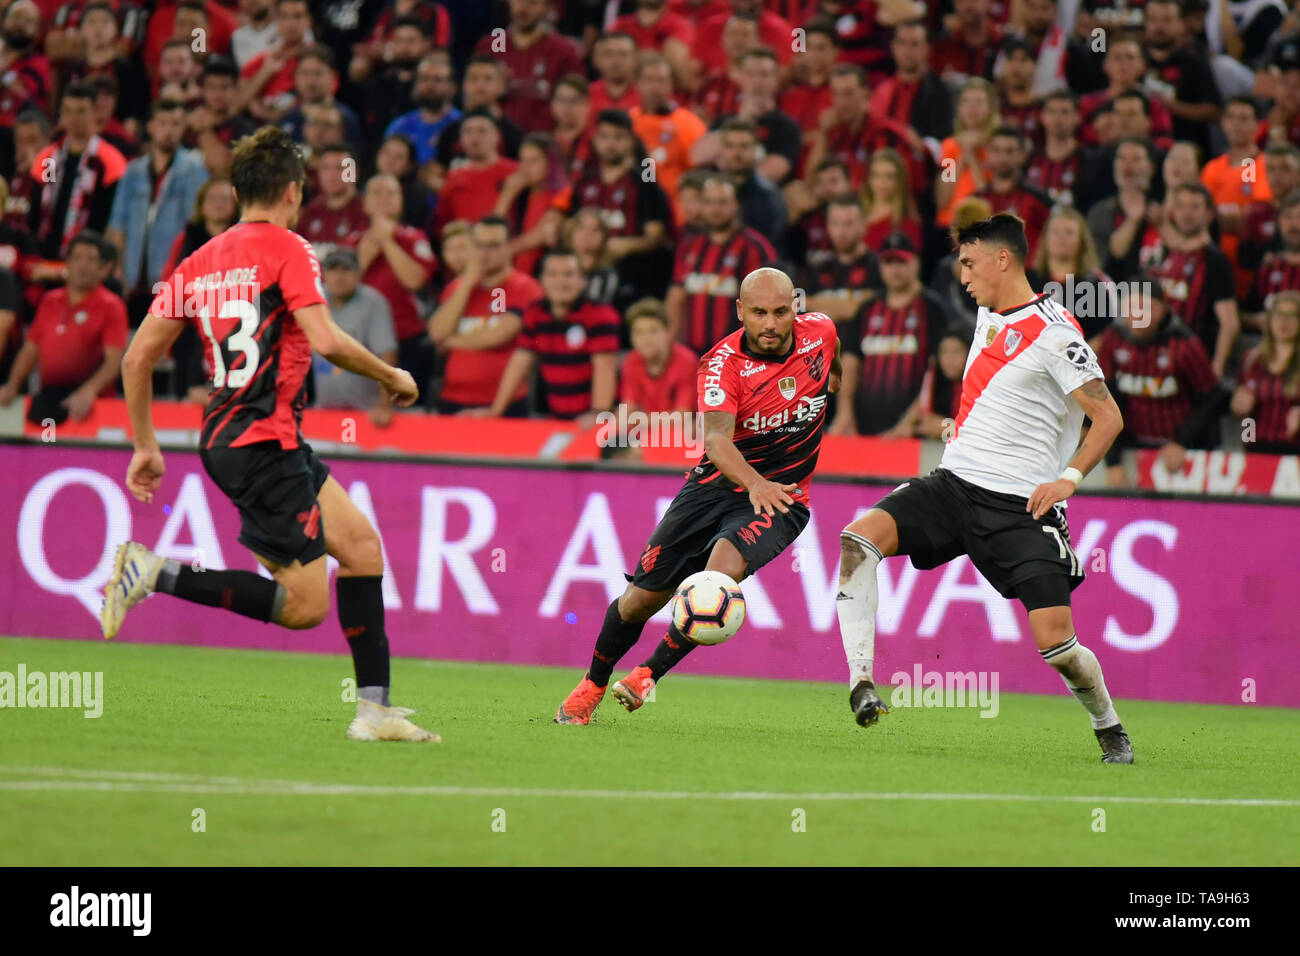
xmin=742 ymin=393 xmax=826 ymax=432
xmin=860 ymin=333 xmax=920 ymax=356
xmin=703 ymin=385 xmax=727 ymax=406
xmin=682 ymin=272 xmax=739 ymax=297
xmin=796 ymin=336 xmax=823 ymax=355
xmin=702 ymin=343 xmax=734 ymax=388
xmin=1116 ymin=371 xmax=1179 ymax=398
xmin=1065 ymin=341 xmax=1096 ymax=368
xmin=778 ymin=375 xmax=797 ymax=399
xmin=739 ymin=361 xmax=767 ymax=377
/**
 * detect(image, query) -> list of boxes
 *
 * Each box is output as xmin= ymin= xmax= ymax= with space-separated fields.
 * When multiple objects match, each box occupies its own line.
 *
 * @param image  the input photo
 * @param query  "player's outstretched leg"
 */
xmin=102 ymin=541 xmax=293 ymax=640
xmin=1027 ymin=601 xmax=1133 ymax=764
xmin=316 ymin=477 xmax=439 ymax=743
xmin=837 ymin=510 xmax=899 ymax=728
xmin=555 ymin=585 xmax=669 ymax=724
xmin=609 ymin=539 xmax=750 ymax=713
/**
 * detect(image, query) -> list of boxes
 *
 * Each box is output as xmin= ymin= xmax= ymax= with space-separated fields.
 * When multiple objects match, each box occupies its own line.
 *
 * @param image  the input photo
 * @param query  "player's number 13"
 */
xmin=198 ymin=299 xmax=261 ymax=390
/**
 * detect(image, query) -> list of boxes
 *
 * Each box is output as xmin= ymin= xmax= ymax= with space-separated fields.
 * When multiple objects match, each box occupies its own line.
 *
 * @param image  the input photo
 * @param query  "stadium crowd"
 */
xmin=0 ymin=0 xmax=1299 ymax=482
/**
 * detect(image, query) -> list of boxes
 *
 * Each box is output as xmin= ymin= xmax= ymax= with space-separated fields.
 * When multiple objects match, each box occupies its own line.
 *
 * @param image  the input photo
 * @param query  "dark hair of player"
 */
xmin=1042 ymin=88 xmax=1077 ymax=109
xmin=1225 ymin=95 xmax=1258 ymax=118
xmin=298 ymin=45 xmax=336 ymax=71
xmin=954 ymin=212 xmax=1030 ymax=263
xmin=61 ymin=81 xmax=96 ymax=105
xmin=556 ymin=72 xmax=589 ymax=97
xmin=68 ymin=229 xmax=110 ymax=263
xmin=392 ymin=14 xmax=432 ymax=37
xmin=594 ymin=108 xmax=633 ymax=131
xmin=1171 ymin=181 xmax=1214 ymax=208
xmin=827 ymin=194 xmax=864 ymax=214
xmin=803 ymin=17 xmax=838 ymax=44
xmin=1113 ymin=88 xmax=1151 ymax=115
xmin=150 ymin=98 xmax=185 ymax=120
xmin=230 ymin=126 xmax=306 ymax=209
xmin=474 ymin=213 xmax=511 ymax=235
xmin=991 ymin=124 xmax=1026 ymax=147
xmin=202 ymin=55 xmax=240 ymax=82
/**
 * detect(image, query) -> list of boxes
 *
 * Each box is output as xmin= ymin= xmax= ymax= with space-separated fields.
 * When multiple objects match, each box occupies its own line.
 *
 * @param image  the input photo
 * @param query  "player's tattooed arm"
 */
xmin=701 ymin=412 xmax=798 ymax=516
xmin=1067 ymin=378 xmax=1124 ymax=480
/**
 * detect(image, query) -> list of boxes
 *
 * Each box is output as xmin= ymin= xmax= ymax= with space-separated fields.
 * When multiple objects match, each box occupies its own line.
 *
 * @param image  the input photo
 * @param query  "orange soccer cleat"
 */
xmin=610 ymin=666 xmax=656 ymax=713
xmin=554 ymin=675 xmax=607 ymax=725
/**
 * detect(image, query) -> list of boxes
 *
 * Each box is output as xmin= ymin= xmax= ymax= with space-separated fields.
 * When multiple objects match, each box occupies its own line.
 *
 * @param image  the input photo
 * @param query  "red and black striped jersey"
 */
xmin=1249 ymin=251 xmax=1300 ymax=313
xmin=672 ymin=226 xmax=777 ymax=356
xmin=841 ymin=287 xmax=949 ymax=435
xmin=1000 ymin=99 xmax=1042 ymax=147
xmin=518 ymin=298 xmax=621 ymax=419
xmin=565 ymin=167 xmax=672 ymax=238
xmin=806 ymin=250 xmax=882 ymax=298
xmin=1149 ymin=245 xmax=1236 ymax=355
xmin=692 ymin=313 xmax=839 ymax=503
xmin=1026 ymin=148 xmax=1085 ymax=208
xmin=149 ymin=222 xmax=325 ymax=451
xmin=1238 ymin=351 xmax=1300 ymax=449
xmin=976 ymin=181 xmax=1053 ymax=263
xmin=1095 ymin=321 xmax=1219 ymax=445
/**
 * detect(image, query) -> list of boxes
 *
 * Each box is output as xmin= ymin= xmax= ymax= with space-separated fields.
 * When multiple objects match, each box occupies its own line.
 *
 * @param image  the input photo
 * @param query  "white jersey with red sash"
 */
xmin=940 ymin=293 xmax=1103 ymax=500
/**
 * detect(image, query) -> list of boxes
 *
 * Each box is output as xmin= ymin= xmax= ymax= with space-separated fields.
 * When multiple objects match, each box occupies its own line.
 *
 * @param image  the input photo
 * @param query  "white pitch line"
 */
xmin=0 ymin=768 xmax=1296 ymax=807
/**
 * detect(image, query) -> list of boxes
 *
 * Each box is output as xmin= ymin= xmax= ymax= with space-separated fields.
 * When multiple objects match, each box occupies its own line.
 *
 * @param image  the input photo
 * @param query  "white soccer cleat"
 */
xmin=346 ymin=699 xmax=441 ymax=742
xmin=101 ymin=541 xmax=163 ymax=640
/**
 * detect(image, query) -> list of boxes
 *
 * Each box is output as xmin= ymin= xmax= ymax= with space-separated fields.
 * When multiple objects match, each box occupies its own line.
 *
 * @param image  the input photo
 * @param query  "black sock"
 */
xmin=156 ymin=561 xmax=284 ymax=622
xmin=588 ymin=599 xmax=648 ymax=687
xmin=337 ymin=575 xmax=390 ymax=691
xmin=643 ymin=623 xmax=696 ymax=681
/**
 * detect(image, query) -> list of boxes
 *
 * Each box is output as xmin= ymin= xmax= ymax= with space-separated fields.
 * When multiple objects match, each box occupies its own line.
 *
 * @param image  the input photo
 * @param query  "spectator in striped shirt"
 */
xmin=1231 ymin=290 xmax=1300 ymax=455
xmin=666 ymin=173 xmax=777 ymax=355
xmin=1094 ymin=278 xmax=1226 ymax=484
xmin=488 ymin=249 xmax=619 ymax=426
xmin=1247 ymin=191 xmax=1300 ymax=331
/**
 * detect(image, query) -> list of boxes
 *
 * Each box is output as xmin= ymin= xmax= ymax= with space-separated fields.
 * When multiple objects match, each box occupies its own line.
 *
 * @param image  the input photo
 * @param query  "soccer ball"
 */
xmin=671 ymin=570 xmax=746 ymax=646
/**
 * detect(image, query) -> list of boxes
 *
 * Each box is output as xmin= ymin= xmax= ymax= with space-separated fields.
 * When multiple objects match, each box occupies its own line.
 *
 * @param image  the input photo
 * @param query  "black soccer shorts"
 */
xmin=627 ymin=479 xmax=810 ymax=592
xmin=200 ymin=440 xmax=331 ymax=567
xmin=874 ymin=468 xmax=1084 ymax=607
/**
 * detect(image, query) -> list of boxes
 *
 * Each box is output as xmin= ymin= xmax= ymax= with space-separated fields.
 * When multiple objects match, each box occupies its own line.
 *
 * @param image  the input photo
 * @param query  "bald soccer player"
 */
xmin=555 ymin=268 xmax=842 ymax=724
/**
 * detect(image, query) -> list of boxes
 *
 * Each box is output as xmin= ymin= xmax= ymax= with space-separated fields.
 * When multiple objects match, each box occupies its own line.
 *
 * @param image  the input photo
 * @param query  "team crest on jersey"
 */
xmin=1004 ymin=329 xmax=1022 ymax=355
xmin=778 ymin=376 xmax=797 ymax=399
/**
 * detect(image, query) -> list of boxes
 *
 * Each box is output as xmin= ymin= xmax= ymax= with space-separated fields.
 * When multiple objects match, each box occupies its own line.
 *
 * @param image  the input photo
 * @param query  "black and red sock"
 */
xmin=156 ymin=560 xmax=284 ymax=622
xmin=588 ymin=598 xmax=648 ymax=687
xmin=642 ymin=623 xmax=696 ymax=681
xmin=337 ymin=575 xmax=390 ymax=703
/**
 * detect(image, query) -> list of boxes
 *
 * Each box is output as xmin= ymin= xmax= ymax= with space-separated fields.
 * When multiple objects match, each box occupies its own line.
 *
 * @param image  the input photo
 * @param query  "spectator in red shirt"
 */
xmin=432 ymin=109 xmax=521 ymax=238
xmin=691 ymin=48 xmax=801 ymax=187
xmin=359 ymin=172 xmax=438 ymax=400
xmin=1240 ymin=144 xmax=1300 ymax=275
xmin=802 ymin=194 xmax=879 ymax=324
xmin=931 ymin=0 xmax=1003 ymax=84
xmin=350 ymin=0 xmax=451 ymax=82
xmin=142 ymin=1 xmax=235 ymax=74
xmin=474 ymin=0 xmax=584 ymax=134
xmin=789 ymin=157 xmax=854 ymax=275
xmin=693 ymin=0 xmax=794 ymax=77
xmin=5 ymin=109 xmax=47 ymax=236
xmin=860 ymin=147 xmax=922 ymax=253
xmin=297 ymin=144 xmax=368 ymax=258
xmin=1032 ymin=206 xmax=1115 ymax=342
xmin=551 ymin=73 xmax=592 ymax=180
xmin=66 ymin=1 xmax=150 ymax=133
xmin=1079 ymin=33 xmax=1174 ymax=149
xmin=690 ymin=10 xmax=756 ymax=124
xmin=1246 ymin=193 xmax=1300 ymax=331
xmin=613 ymin=0 xmax=694 ymax=85
xmin=589 ymin=31 xmax=640 ymax=118
xmin=0 ymin=230 xmax=126 ymax=423
xmin=620 ymin=296 xmax=697 ymax=416
xmin=1231 ymin=290 xmax=1300 ymax=455
xmin=154 ymin=38 xmax=202 ymax=106
xmin=867 ymin=19 xmax=953 ymax=146
xmin=976 ymin=126 xmax=1053 ymax=261
xmin=489 ymin=248 xmax=619 ymax=424
xmin=234 ymin=0 xmax=313 ymax=123
xmin=0 ymin=1 xmax=53 ymax=128
xmin=494 ymin=132 xmax=567 ymax=277
xmin=781 ymin=17 xmax=838 ymax=134
xmin=428 ymin=214 xmax=542 ymax=415
xmin=186 ymin=56 xmax=257 ymax=177
xmin=431 ymin=57 xmax=525 ymax=184
xmin=884 ymin=323 xmax=974 ymax=440
xmin=995 ymin=36 xmax=1042 ymax=146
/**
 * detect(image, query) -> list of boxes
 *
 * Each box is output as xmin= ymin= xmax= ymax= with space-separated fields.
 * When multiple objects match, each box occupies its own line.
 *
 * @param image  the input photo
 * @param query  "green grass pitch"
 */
xmin=1 ymin=636 xmax=1297 ymax=866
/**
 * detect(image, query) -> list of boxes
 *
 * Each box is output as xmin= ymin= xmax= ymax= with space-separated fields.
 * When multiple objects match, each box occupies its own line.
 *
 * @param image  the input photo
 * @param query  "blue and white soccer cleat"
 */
xmin=101 ymin=541 xmax=163 ymax=640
